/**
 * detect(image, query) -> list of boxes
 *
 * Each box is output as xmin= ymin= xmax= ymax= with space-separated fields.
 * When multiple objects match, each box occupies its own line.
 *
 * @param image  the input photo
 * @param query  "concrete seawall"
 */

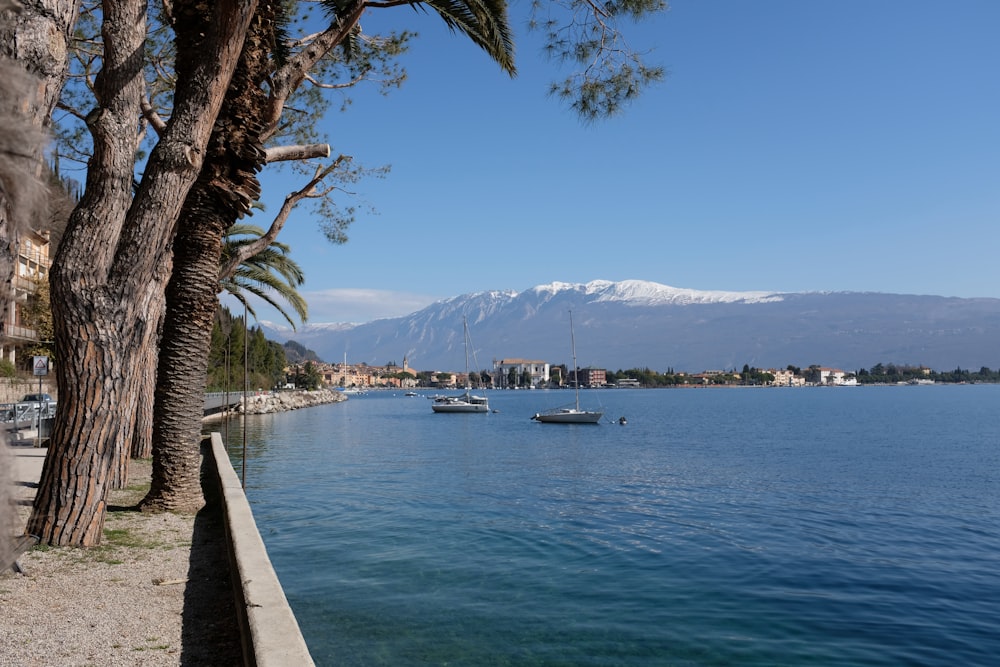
xmin=208 ymin=432 xmax=316 ymax=666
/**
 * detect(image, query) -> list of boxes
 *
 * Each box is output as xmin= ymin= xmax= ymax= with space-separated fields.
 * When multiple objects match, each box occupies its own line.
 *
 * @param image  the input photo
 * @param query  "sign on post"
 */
xmin=33 ymin=356 xmax=49 ymax=376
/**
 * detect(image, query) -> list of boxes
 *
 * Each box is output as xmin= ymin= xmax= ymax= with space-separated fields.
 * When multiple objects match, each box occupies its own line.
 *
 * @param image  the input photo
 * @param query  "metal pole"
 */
xmin=35 ymin=373 xmax=41 ymax=447
xmin=242 ymin=300 xmax=248 ymax=489
xmin=224 ymin=334 xmax=230 ymax=446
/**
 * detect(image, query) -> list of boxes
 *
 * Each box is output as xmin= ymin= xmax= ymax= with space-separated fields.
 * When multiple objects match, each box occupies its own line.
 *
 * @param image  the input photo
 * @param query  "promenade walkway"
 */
xmin=3 ymin=442 xmax=244 ymax=665
xmin=4 ymin=419 xmax=318 ymax=666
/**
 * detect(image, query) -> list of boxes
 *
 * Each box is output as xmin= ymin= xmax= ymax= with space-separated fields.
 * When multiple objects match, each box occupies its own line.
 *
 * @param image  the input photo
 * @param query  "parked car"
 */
xmin=21 ymin=393 xmax=53 ymax=403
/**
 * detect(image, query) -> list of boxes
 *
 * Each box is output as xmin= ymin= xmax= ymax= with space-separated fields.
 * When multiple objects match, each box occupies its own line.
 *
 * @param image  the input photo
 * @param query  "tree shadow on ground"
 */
xmin=179 ymin=440 xmax=244 ymax=666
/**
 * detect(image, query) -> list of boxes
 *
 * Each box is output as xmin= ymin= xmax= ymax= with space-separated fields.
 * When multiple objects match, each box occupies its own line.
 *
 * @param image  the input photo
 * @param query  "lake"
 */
xmin=219 ymin=385 xmax=1000 ymax=666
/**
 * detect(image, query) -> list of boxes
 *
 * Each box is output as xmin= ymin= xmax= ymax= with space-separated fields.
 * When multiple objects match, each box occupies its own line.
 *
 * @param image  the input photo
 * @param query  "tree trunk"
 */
xmin=141 ymin=0 xmax=371 ymax=512
xmin=24 ymin=0 xmax=147 ymax=546
xmin=26 ymin=321 xmax=147 ymax=544
xmin=141 ymin=1 xmax=273 ymax=512
xmin=129 ymin=331 xmax=159 ymax=461
xmin=0 ymin=0 xmax=81 ymax=130
xmin=0 ymin=0 xmax=78 ymax=335
xmin=28 ymin=0 xmax=258 ymax=546
xmin=0 ymin=0 xmax=72 ymax=563
xmin=142 ymin=191 xmax=229 ymax=512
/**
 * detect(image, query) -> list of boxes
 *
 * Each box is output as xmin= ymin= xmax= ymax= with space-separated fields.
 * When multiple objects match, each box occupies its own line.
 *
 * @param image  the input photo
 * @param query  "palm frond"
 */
xmin=422 ymin=0 xmax=516 ymax=75
xmin=220 ymin=223 xmax=309 ymax=329
xmin=318 ymin=0 xmax=514 ymax=75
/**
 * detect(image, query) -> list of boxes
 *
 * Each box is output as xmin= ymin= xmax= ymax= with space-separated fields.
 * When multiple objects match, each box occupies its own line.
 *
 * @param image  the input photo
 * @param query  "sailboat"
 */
xmin=431 ymin=317 xmax=489 ymax=414
xmin=532 ymin=310 xmax=604 ymax=424
xmin=337 ymin=350 xmax=366 ymax=395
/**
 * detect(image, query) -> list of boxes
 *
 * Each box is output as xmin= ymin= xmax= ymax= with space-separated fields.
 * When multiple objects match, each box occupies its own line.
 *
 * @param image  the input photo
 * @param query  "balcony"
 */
xmin=0 ymin=323 xmax=38 ymax=342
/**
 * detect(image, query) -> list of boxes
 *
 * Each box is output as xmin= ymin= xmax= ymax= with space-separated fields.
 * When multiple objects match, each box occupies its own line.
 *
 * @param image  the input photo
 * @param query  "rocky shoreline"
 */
xmin=238 ymin=388 xmax=347 ymax=415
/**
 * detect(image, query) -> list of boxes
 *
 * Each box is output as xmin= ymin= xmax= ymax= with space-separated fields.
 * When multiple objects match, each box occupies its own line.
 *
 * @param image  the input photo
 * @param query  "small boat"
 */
xmin=404 ymin=391 xmax=418 ymax=397
xmin=431 ymin=391 xmax=489 ymax=413
xmin=432 ymin=317 xmax=490 ymax=414
xmin=532 ymin=310 xmax=603 ymax=424
xmin=532 ymin=406 xmax=603 ymax=424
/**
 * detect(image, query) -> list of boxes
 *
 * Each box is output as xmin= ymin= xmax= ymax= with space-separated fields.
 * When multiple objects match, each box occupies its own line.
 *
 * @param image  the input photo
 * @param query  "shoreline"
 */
xmin=4 ymin=394 xmax=342 ymax=665
xmin=236 ymin=388 xmax=347 ymax=415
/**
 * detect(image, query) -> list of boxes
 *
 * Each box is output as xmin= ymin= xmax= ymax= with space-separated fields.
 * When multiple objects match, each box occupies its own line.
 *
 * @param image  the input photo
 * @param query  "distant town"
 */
xmin=284 ymin=357 xmax=1000 ymax=391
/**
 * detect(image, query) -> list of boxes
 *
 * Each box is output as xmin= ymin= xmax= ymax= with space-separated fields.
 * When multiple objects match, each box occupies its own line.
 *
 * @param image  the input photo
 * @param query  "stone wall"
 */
xmin=0 ymin=379 xmax=56 ymax=404
xmin=238 ymin=388 xmax=346 ymax=415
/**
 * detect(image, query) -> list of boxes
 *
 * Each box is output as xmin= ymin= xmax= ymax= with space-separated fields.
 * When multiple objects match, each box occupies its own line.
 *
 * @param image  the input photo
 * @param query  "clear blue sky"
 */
xmin=236 ymin=0 xmax=1000 ymax=326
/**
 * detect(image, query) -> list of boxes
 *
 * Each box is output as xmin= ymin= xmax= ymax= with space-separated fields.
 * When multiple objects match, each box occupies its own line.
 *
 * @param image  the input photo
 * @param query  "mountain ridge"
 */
xmin=258 ymin=280 xmax=1000 ymax=372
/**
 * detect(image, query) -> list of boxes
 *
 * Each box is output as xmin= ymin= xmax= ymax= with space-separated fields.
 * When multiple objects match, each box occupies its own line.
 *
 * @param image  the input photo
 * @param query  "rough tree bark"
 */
xmin=140 ymin=0 xmax=510 ymax=511
xmin=141 ymin=2 xmax=276 ymax=511
xmin=129 ymin=333 xmax=158 ymax=460
xmin=139 ymin=1 xmax=362 ymax=511
xmin=0 ymin=0 xmax=81 ymax=131
xmin=0 ymin=0 xmax=64 ymax=561
xmin=27 ymin=0 xmax=258 ymax=546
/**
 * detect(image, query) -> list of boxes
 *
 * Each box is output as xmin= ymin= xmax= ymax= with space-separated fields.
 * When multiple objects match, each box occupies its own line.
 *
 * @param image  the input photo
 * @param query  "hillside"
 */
xmin=259 ymin=280 xmax=1000 ymax=373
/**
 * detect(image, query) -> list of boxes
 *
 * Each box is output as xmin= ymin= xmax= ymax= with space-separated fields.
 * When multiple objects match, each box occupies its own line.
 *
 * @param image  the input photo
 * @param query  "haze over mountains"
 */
xmin=259 ymin=280 xmax=1000 ymax=373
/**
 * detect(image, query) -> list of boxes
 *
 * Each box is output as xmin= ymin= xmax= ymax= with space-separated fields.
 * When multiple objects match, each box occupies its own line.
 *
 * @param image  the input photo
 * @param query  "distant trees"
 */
xmin=283 ymin=340 xmax=323 ymax=365
xmin=301 ymin=362 xmax=323 ymax=390
xmin=855 ymin=364 xmax=1000 ymax=384
xmin=21 ymin=277 xmax=54 ymax=366
xmin=205 ymin=308 xmax=288 ymax=393
xmin=740 ymin=364 xmax=775 ymax=386
xmin=611 ymin=367 xmax=749 ymax=386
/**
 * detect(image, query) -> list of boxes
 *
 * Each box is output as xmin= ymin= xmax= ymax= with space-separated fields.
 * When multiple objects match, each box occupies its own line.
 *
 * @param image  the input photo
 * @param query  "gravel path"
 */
xmin=1 ymin=456 xmax=243 ymax=667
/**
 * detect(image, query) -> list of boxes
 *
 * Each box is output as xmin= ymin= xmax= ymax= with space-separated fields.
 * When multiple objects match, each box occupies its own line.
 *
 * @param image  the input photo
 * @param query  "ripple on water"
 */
xmin=222 ymin=387 xmax=1000 ymax=666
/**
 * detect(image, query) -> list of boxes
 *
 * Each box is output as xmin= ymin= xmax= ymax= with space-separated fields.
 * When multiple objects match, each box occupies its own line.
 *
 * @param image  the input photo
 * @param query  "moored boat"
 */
xmin=532 ymin=406 xmax=603 ymax=424
xmin=432 ymin=317 xmax=490 ymax=414
xmin=432 ymin=391 xmax=490 ymax=413
xmin=532 ymin=310 xmax=603 ymax=424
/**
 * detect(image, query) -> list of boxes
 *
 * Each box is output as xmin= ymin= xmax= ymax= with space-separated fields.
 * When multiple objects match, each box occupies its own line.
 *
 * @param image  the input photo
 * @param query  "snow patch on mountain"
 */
xmin=533 ymin=279 xmax=784 ymax=306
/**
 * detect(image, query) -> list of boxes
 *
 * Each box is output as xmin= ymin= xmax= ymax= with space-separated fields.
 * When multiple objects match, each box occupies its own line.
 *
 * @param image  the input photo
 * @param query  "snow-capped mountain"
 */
xmin=532 ymin=280 xmax=783 ymax=306
xmin=259 ymin=280 xmax=1000 ymax=373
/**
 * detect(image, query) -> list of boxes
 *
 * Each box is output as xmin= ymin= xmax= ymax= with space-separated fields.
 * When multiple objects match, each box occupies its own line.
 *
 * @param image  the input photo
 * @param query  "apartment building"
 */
xmin=569 ymin=367 xmax=607 ymax=388
xmin=493 ymin=358 xmax=550 ymax=388
xmin=0 ymin=230 xmax=51 ymax=367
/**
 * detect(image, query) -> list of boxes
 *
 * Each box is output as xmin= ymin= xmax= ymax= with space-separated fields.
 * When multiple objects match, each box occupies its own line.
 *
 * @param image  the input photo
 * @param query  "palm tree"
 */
xmin=220 ymin=223 xmax=308 ymax=329
xmin=140 ymin=0 xmax=516 ymax=512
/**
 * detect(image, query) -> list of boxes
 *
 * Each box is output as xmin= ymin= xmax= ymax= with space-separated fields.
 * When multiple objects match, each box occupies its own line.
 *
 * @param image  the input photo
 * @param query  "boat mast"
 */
xmin=570 ymin=310 xmax=580 ymax=411
xmin=463 ymin=316 xmax=471 ymax=391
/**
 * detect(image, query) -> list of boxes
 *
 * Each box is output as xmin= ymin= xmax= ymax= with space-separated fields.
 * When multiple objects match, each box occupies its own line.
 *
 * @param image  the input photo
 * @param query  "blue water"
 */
xmin=220 ymin=386 xmax=1000 ymax=666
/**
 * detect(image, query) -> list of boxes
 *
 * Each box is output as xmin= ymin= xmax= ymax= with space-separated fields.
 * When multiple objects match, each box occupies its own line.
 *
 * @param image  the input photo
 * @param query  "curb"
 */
xmin=209 ymin=432 xmax=315 ymax=667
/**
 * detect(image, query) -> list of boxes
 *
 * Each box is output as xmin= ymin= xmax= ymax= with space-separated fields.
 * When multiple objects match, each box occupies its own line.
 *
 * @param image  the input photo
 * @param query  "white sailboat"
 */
xmin=532 ymin=310 xmax=604 ymax=424
xmin=432 ymin=317 xmax=489 ymax=414
xmin=338 ymin=350 xmax=366 ymax=395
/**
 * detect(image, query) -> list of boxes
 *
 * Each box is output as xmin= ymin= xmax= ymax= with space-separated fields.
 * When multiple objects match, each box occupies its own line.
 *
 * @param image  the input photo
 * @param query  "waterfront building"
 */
xmin=569 ymin=366 xmax=606 ymax=388
xmin=493 ymin=358 xmax=550 ymax=389
xmin=0 ymin=229 xmax=51 ymax=368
